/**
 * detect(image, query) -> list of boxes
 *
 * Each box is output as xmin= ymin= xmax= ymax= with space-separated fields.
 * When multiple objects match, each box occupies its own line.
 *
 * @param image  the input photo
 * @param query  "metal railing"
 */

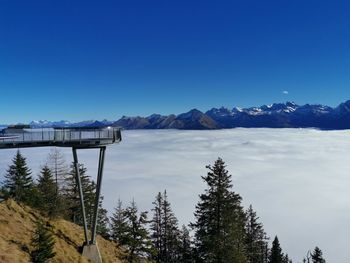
xmin=0 ymin=127 xmax=121 ymax=145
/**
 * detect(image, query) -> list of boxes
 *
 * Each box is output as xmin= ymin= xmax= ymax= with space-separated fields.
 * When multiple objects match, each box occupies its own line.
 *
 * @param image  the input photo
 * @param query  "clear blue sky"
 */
xmin=1 ymin=0 xmax=350 ymax=123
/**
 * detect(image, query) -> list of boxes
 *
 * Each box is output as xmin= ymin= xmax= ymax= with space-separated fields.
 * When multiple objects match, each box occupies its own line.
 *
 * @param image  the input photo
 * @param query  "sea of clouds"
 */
xmin=1 ymin=128 xmax=349 ymax=262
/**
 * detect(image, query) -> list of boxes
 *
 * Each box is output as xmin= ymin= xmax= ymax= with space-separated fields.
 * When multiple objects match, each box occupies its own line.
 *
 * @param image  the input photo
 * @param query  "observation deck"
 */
xmin=0 ymin=126 xmax=122 ymax=149
xmin=0 ymin=124 xmax=122 ymax=263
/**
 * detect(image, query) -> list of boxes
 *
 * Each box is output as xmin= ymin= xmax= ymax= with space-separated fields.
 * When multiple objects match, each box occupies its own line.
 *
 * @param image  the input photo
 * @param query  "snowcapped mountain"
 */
xmin=113 ymin=101 xmax=350 ymax=130
xmin=7 ymin=100 xmax=350 ymax=130
xmin=28 ymin=119 xmax=113 ymax=128
xmin=30 ymin=120 xmax=71 ymax=127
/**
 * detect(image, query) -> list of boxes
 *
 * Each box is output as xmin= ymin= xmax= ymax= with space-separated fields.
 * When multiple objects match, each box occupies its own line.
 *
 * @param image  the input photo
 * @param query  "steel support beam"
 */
xmin=72 ymin=146 xmax=106 ymax=263
xmin=91 ymin=146 xmax=106 ymax=244
xmin=72 ymin=147 xmax=89 ymax=245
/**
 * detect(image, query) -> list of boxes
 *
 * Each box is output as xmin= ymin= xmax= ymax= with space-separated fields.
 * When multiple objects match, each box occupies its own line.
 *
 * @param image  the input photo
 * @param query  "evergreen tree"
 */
xmin=151 ymin=190 xmax=180 ymax=263
xmin=283 ymin=254 xmax=292 ymax=263
xmin=36 ymin=166 xmax=59 ymax=218
xmin=64 ymin=162 xmax=109 ymax=240
xmin=311 ymin=247 xmax=325 ymax=263
xmin=97 ymin=197 xmax=110 ymax=239
xmin=30 ymin=221 xmax=56 ymax=263
xmin=162 ymin=190 xmax=180 ymax=262
xmin=269 ymin=236 xmax=284 ymax=263
xmin=124 ymin=200 xmax=154 ymax=262
xmin=111 ymin=199 xmax=129 ymax=246
xmin=85 ymin=180 xmax=98 ymax=227
xmin=192 ymin=158 xmax=247 ymax=263
xmin=3 ymin=150 xmax=34 ymax=204
xmin=151 ymin=192 xmax=163 ymax=262
xmin=178 ymin=225 xmax=194 ymax=263
xmin=245 ymin=205 xmax=269 ymax=263
xmin=64 ymin=163 xmax=95 ymax=226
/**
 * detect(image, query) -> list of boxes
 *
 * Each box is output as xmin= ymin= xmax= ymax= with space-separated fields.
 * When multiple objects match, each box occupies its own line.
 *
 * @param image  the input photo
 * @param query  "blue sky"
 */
xmin=1 ymin=0 xmax=350 ymax=123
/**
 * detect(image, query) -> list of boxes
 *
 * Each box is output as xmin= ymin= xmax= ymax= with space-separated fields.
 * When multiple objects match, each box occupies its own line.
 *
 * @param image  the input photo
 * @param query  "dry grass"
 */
xmin=0 ymin=199 xmax=125 ymax=263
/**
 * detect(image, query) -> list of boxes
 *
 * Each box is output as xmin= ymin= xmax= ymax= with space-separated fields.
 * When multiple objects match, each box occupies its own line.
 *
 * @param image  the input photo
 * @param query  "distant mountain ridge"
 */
xmin=113 ymin=100 xmax=350 ymax=130
xmin=28 ymin=119 xmax=114 ymax=128
xmin=11 ymin=100 xmax=350 ymax=130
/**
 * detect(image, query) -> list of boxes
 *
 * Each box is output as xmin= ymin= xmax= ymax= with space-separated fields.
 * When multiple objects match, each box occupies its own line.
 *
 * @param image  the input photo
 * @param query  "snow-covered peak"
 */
xmin=206 ymin=107 xmax=233 ymax=117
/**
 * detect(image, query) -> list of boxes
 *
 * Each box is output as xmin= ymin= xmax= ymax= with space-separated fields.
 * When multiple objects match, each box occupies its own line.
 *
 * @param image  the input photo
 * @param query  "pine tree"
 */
xmin=163 ymin=190 xmax=180 ymax=262
xmin=85 ymin=180 xmax=98 ymax=227
xmin=283 ymin=254 xmax=292 ymax=263
xmin=311 ymin=247 xmax=325 ymax=263
xmin=192 ymin=158 xmax=247 ymax=263
xmin=30 ymin=221 xmax=56 ymax=263
xmin=123 ymin=200 xmax=154 ymax=262
xmin=64 ymin=162 xmax=109 ymax=239
xmin=150 ymin=191 xmax=181 ymax=263
xmin=64 ymin=163 xmax=95 ymax=226
xmin=178 ymin=225 xmax=194 ymax=263
xmin=151 ymin=192 xmax=163 ymax=262
xmin=97 ymin=197 xmax=110 ymax=239
xmin=110 ymin=199 xmax=129 ymax=246
xmin=269 ymin=236 xmax=284 ymax=263
xmin=245 ymin=205 xmax=269 ymax=263
xmin=37 ymin=165 xmax=59 ymax=218
xmin=3 ymin=150 xmax=34 ymax=204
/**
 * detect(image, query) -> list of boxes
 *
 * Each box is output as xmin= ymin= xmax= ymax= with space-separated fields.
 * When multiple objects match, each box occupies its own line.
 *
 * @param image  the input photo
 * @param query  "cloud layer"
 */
xmin=1 ymin=128 xmax=349 ymax=262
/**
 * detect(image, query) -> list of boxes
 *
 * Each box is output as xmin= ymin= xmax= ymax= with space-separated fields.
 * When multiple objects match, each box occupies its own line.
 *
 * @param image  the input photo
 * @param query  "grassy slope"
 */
xmin=0 ymin=199 xmax=126 ymax=263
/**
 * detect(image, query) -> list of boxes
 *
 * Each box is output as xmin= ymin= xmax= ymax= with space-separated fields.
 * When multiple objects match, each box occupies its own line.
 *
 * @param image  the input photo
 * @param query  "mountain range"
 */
xmin=113 ymin=101 xmax=350 ymax=130
xmin=15 ymin=100 xmax=350 ymax=130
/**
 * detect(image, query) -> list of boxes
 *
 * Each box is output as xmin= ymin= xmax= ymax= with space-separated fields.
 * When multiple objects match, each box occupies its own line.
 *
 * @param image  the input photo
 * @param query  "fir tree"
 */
xmin=97 ymin=197 xmax=110 ymax=239
xmin=192 ymin=158 xmax=247 ymax=263
xmin=151 ymin=191 xmax=182 ymax=263
xmin=124 ymin=200 xmax=154 ymax=262
xmin=164 ymin=190 xmax=181 ymax=262
xmin=269 ymin=236 xmax=284 ymax=263
xmin=36 ymin=165 xmax=59 ymax=218
xmin=311 ymin=247 xmax=325 ymax=263
xmin=283 ymin=254 xmax=292 ymax=263
xmin=64 ymin=162 xmax=109 ymax=239
xmin=30 ymin=221 xmax=56 ymax=263
xmin=178 ymin=225 xmax=194 ymax=263
xmin=64 ymin=163 xmax=95 ymax=226
xmin=245 ymin=205 xmax=269 ymax=263
xmin=110 ymin=199 xmax=129 ymax=246
xmin=3 ymin=150 xmax=34 ymax=204
xmin=151 ymin=192 xmax=163 ymax=262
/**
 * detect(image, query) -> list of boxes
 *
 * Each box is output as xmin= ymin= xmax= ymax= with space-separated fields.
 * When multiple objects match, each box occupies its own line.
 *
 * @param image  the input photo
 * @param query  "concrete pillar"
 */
xmin=82 ymin=243 xmax=102 ymax=263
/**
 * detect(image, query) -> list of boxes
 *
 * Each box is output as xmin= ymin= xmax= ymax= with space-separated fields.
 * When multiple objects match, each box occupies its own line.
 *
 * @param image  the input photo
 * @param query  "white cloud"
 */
xmin=283 ymin=90 xmax=289 ymax=95
xmin=1 ymin=129 xmax=349 ymax=262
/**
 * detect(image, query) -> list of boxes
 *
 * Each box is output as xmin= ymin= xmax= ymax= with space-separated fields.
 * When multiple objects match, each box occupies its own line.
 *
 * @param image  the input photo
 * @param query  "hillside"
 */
xmin=0 ymin=199 xmax=125 ymax=263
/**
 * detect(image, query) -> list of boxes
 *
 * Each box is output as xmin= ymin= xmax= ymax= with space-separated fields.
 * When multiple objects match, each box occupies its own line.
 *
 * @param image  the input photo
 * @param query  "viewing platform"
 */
xmin=0 ymin=125 xmax=122 ymax=262
xmin=0 ymin=125 xmax=122 ymax=149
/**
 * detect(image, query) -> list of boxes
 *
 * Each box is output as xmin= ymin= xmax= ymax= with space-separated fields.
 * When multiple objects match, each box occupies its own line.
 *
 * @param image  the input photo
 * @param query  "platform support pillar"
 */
xmin=72 ymin=147 xmax=89 ymax=245
xmin=91 ymin=146 xmax=106 ymax=244
xmin=72 ymin=146 xmax=106 ymax=263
